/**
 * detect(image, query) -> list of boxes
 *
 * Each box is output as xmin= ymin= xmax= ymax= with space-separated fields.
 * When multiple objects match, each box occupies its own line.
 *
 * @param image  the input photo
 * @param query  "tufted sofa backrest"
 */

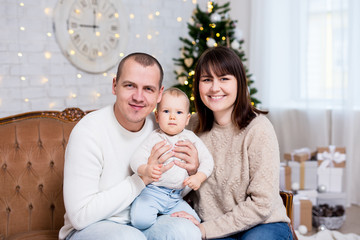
xmin=0 ymin=108 xmax=90 ymax=239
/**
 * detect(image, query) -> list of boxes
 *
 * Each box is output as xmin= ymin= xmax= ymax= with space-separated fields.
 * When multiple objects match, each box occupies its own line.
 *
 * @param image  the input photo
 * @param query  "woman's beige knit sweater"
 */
xmin=189 ymin=114 xmax=290 ymax=239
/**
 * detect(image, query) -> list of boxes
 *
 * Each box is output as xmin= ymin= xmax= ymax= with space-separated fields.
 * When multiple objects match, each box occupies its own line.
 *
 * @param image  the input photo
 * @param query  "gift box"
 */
xmin=279 ymin=163 xmax=291 ymax=191
xmin=284 ymin=147 xmax=317 ymax=162
xmin=317 ymin=168 xmax=344 ymax=192
xmin=317 ymin=192 xmax=347 ymax=206
xmin=297 ymin=189 xmax=318 ymax=206
xmin=317 ymin=146 xmax=346 ymax=168
xmin=317 ymin=145 xmax=346 ymax=192
xmin=293 ymin=196 xmax=313 ymax=231
xmin=288 ymin=161 xmax=317 ymax=190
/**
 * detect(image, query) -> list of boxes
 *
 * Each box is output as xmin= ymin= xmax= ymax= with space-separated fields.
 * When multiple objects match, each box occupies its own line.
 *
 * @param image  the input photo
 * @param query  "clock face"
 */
xmin=53 ymin=0 xmax=128 ymax=73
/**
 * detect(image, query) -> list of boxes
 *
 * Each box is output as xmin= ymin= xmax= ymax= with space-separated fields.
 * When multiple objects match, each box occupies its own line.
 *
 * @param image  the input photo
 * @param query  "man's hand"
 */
xmin=139 ymin=140 xmax=175 ymax=185
xmin=173 ymin=140 xmax=199 ymax=175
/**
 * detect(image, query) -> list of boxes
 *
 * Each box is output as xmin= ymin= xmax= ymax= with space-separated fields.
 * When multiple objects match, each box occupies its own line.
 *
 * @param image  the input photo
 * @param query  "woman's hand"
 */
xmin=171 ymin=211 xmax=206 ymax=239
xmin=173 ymin=140 xmax=199 ymax=175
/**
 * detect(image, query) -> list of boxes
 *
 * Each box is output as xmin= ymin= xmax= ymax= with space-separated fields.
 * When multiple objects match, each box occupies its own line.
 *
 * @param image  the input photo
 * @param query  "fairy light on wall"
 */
xmin=42 ymin=77 xmax=49 ymax=84
xmin=4 ymin=0 xmax=205 ymax=115
xmin=44 ymin=51 xmax=52 ymax=59
xmin=49 ymin=102 xmax=56 ymax=109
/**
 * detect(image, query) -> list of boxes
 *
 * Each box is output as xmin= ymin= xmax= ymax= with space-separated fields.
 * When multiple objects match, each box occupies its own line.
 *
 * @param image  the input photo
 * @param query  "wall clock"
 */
xmin=53 ymin=0 xmax=128 ymax=73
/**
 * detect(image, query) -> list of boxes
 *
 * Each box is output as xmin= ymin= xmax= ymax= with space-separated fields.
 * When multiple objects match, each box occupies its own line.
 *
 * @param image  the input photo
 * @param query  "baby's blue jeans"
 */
xmin=131 ymin=184 xmax=201 ymax=230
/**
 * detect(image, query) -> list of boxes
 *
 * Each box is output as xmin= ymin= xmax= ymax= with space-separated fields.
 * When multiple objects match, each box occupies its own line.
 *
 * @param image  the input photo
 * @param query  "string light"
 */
xmin=44 ymin=51 xmax=52 ymax=59
xmin=42 ymin=77 xmax=49 ymax=84
xmin=147 ymin=34 xmax=152 ymax=40
xmin=20 ymin=26 xmax=25 ymax=31
xmin=47 ymin=32 xmax=52 ymax=37
xmin=148 ymin=14 xmax=154 ymax=20
xmin=119 ymin=52 xmax=124 ymax=57
xmin=49 ymin=102 xmax=56 ymax=108
xmin=155 ymin=11 xmax=160 ymax=16
xmin=24 ymin=98 xmax=29 ymax=102
xmin=44 ymin=8 xmax=51 ymax=16
xmin=177 ymin=17 xmax=182 ymax=22
xmin=103 ymin=73 xmax=107 ymax=77
xmin=207 ymin=1 xmax=214 ymax=13
xmin=76 ymin=74 xmax=82 ymax=79
xmin=20 ymin=76 xmax=26 ymax=81
xmin=19 ymin=2 xmax=24 ymax=7
xmin=129 ymin=13 xmax=135 ymax=19
xmin=18 ymin=52 xmax=23 ymax=57
xmin=136 ymin=34 xmax=140 ymax=38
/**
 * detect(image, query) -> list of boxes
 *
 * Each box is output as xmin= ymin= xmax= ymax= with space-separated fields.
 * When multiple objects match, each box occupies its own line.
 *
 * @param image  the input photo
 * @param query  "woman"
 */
xmin=172 ymin=46 xmax=292 ymax=240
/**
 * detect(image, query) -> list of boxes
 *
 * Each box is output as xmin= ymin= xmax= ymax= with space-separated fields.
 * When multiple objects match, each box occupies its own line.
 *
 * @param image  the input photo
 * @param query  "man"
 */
xmin=59 ymin=53 xmax=201 ymax=240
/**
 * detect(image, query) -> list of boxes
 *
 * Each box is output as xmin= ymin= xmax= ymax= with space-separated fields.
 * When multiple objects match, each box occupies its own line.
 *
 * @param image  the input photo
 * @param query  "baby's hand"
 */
xmin=183 ymin=175 xmax=202 ymax=190
xmin=146 ymin=163 xmax=162 ymax=182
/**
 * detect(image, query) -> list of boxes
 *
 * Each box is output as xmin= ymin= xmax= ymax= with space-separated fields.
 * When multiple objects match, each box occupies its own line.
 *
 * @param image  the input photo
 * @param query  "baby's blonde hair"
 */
xmin=157 ymin=88 xmax=190 ymax=113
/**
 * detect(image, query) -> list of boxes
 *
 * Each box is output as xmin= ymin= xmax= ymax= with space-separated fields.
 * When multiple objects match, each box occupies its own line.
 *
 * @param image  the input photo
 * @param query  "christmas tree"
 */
xmin=173 ymin=1 xmax=260 ymax=113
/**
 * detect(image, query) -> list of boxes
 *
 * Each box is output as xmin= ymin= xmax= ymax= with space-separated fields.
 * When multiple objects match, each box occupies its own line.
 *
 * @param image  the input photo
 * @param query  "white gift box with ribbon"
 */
xmin=317 ymin=145 xmax=346 ymax=193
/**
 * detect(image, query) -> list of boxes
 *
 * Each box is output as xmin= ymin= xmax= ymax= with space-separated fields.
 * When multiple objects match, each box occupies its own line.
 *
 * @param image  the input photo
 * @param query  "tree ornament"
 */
xmin=206 ymin=38 xmax=216 ymax=47
xmin=292 ymin=182 xmax=300 ymax=191
xmin=298 ymin=225 xmax=308 ymax=235
xmin=317 ymin=184 xmax=327 ymax=193
xmin=210 ymin=12 xmax=221 ymax=22
xmin=184 ymin=58 xmax=194 ymax=67
xmin=178 ymin=76 xmax=188 ymax=85
xmin=318 ymin=224 xmax=327 ymax=231
xmin=231 ymin=40 xmax=240 ymax=50
xmin=234 ymin=28 xmax=243 ymax=40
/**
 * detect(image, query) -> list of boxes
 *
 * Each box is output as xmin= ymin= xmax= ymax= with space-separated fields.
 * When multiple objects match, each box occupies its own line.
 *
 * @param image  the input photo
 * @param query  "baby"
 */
xmin=130 ymin=88 xmax=213 ymax=230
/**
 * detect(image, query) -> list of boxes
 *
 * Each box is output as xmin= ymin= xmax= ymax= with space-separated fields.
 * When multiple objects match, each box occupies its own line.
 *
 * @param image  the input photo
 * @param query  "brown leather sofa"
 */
xmin=0 ymin=108 xmax=90 ymax=240
xmin=0 ymin=108 xmax=297 ymax=240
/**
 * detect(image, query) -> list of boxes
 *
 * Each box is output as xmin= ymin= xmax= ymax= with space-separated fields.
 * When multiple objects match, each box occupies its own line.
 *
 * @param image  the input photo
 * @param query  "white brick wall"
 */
xmin=0 ymin=0 xmax=250 ymax=117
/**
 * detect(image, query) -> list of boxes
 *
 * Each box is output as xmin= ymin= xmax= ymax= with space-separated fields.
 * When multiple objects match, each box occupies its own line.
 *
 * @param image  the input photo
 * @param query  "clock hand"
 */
xmin=79 ymin=24 xmax=99 ymax=29
xmin=93 ymin=9 xmax=96 ymax=33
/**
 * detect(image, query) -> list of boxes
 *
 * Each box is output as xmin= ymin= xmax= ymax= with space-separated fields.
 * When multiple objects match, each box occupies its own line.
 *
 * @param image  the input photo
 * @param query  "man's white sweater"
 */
xmin=59 ymin=105 xmax=157 ymax=239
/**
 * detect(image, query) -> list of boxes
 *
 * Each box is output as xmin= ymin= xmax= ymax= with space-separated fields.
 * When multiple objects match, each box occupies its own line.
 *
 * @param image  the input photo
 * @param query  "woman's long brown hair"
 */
xmin=193 ymin=46 xmax=267 ymax=133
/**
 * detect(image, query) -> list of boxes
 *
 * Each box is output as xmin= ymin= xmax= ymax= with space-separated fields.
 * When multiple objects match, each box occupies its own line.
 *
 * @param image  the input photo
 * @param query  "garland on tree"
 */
xmin=173 ymin=1 xmax=260 ymax=113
